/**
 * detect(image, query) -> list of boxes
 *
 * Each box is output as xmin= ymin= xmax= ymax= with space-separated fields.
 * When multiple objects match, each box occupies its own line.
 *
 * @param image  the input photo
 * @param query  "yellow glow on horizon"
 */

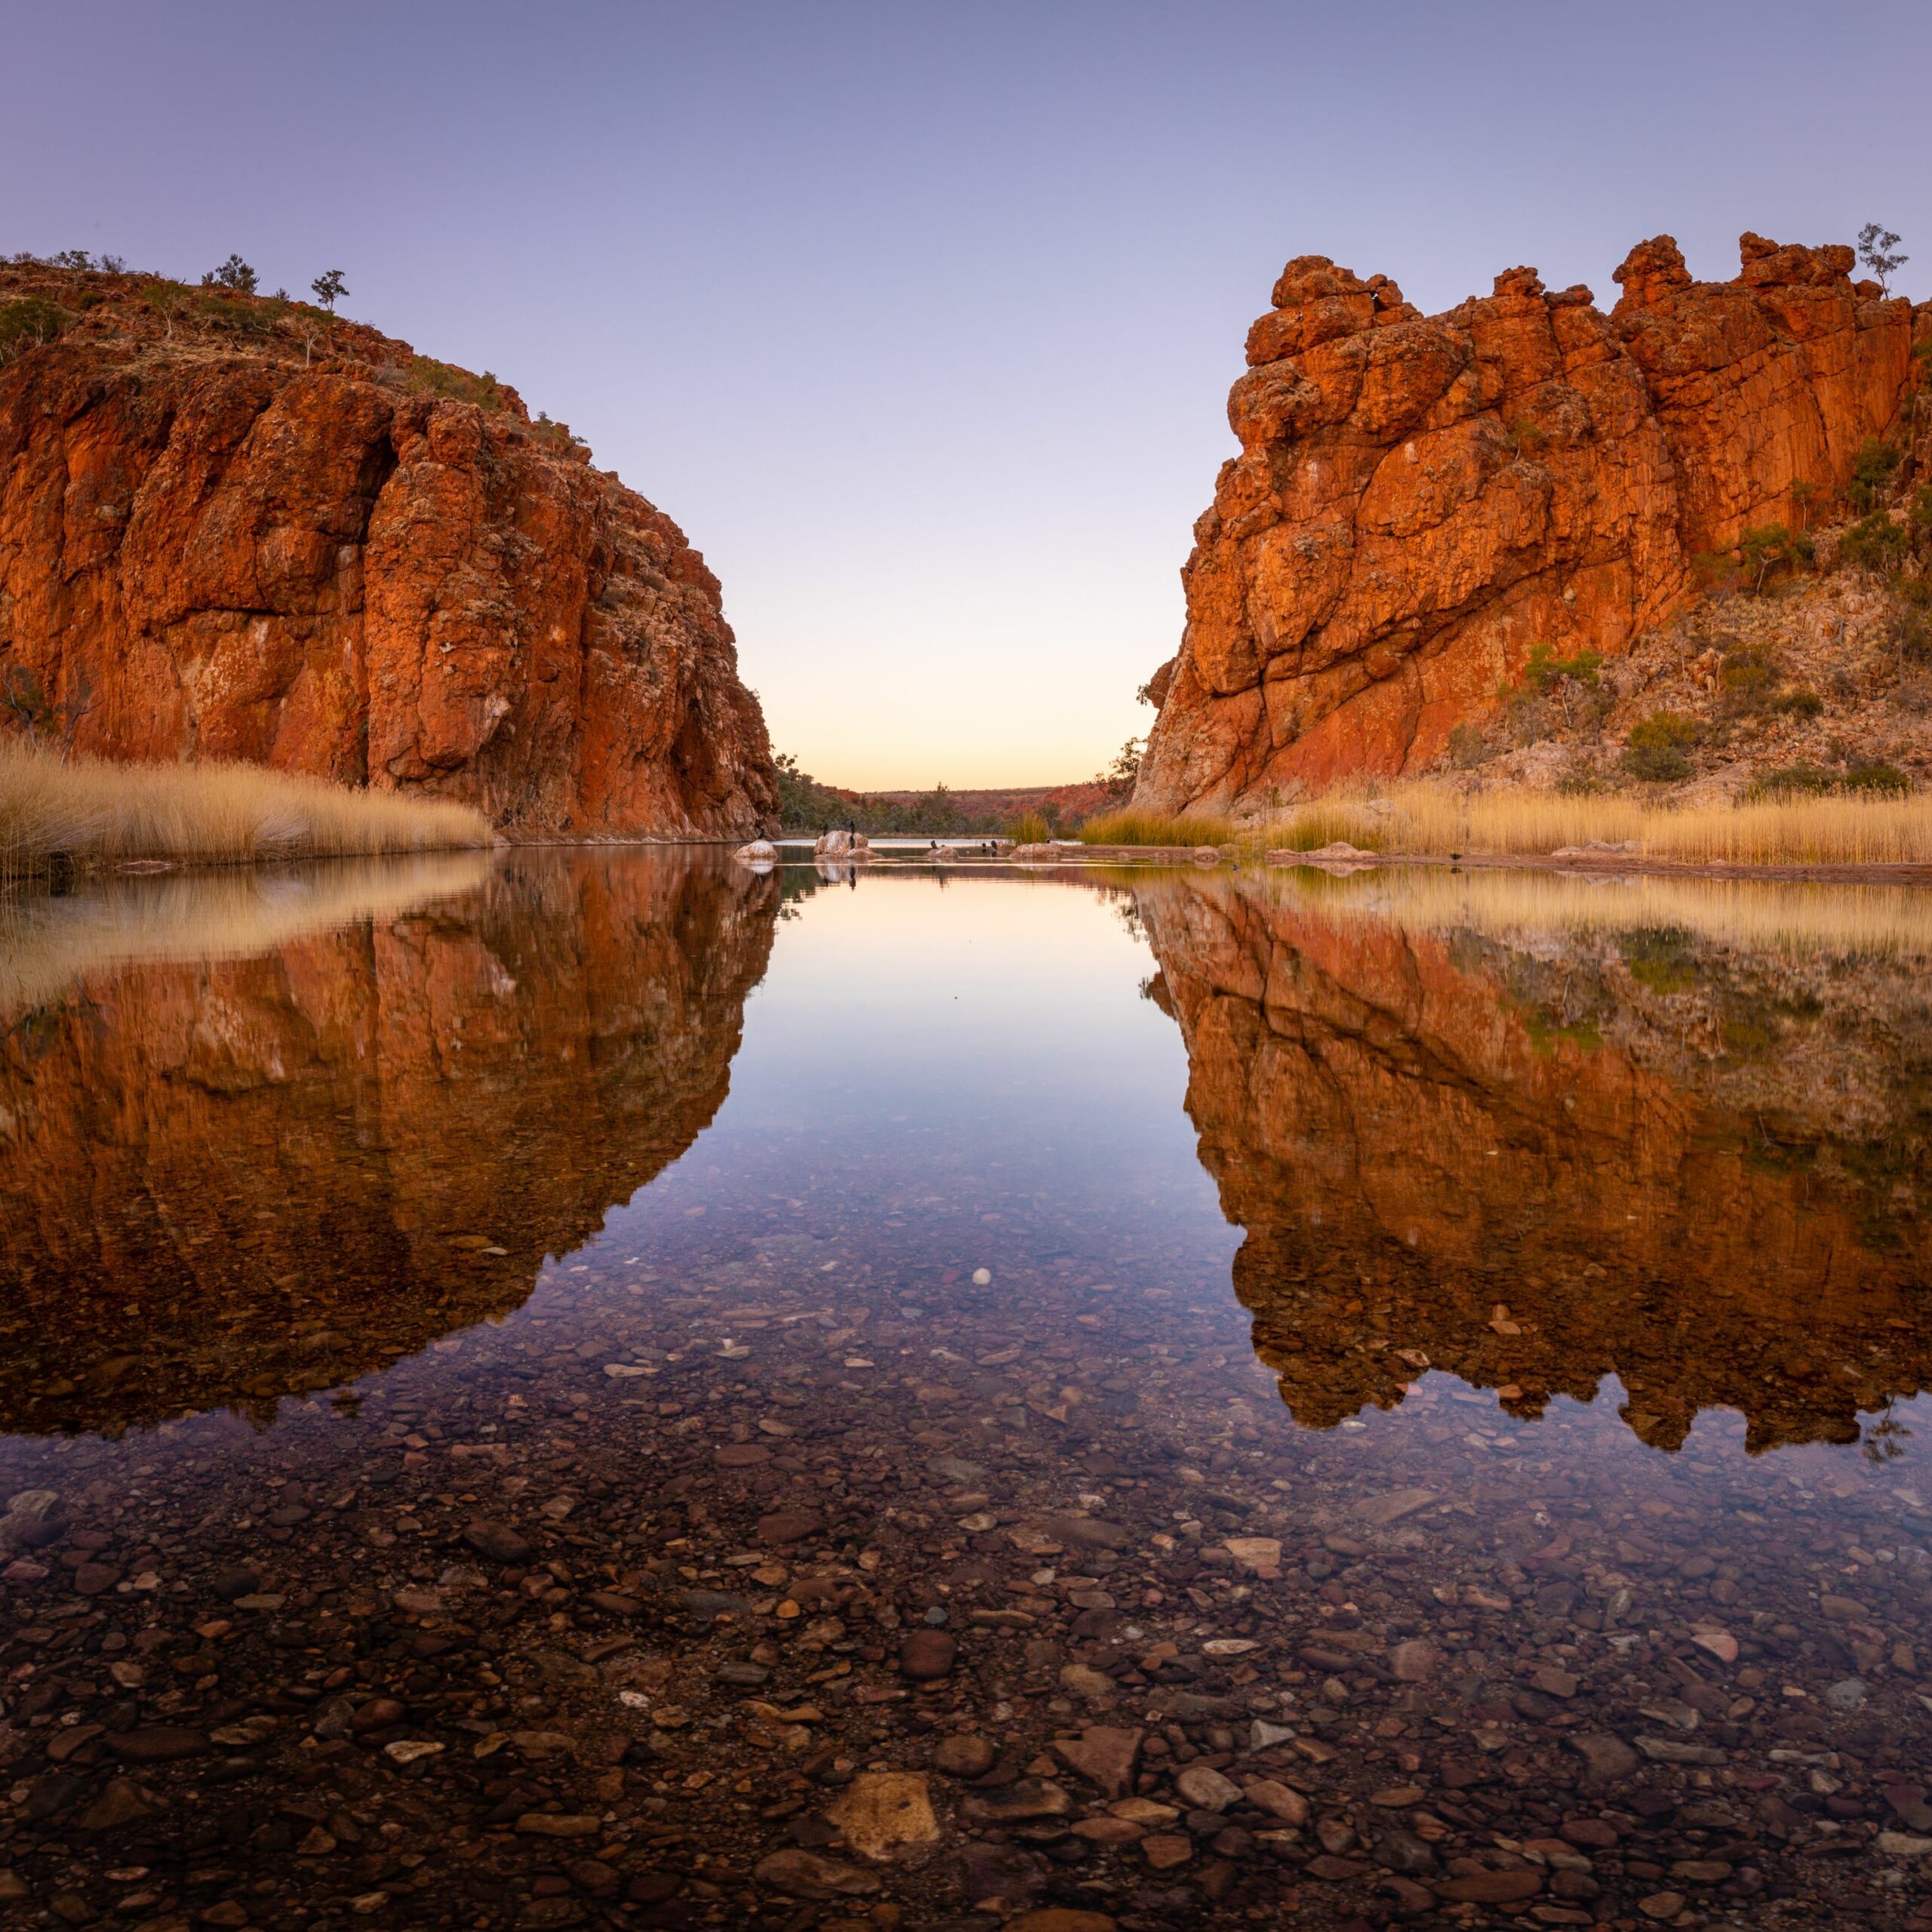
xmin=754 ymin=659 xmax=1153 ymax=792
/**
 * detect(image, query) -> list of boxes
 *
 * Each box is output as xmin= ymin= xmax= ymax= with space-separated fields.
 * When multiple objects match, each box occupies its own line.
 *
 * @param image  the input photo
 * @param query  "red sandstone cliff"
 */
xmin=1137 ymin=234 xmax=1928 ymax=808
xmin=0 ymin=264 xmax=777 ymax=835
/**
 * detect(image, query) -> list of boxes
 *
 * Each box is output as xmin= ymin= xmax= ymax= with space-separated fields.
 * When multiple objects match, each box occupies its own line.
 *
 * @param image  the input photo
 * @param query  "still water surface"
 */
xmin=1 ymin=852 xmax=1928 ymax=1932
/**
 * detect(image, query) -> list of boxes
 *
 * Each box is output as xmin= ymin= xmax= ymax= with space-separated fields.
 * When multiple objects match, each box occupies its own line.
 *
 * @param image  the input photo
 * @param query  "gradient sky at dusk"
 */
xmin=8 ymin=1 xmax=1929 ymax=786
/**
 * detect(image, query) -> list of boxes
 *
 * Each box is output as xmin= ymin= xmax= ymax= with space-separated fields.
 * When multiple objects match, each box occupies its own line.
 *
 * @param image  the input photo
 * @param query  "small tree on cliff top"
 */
xmin=311 ymin=269 xmax=347 ymax=312
xmin=203 ymin=254 xmax=258 ymax=294
xmin=1857 ymin=223 xmax=1906 ymax=296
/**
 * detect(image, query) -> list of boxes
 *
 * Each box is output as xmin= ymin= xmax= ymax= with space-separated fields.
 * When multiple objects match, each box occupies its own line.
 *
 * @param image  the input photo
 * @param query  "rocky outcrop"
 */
xmin=1137 ymin=234 xmax=1926 ymax=808
xmin=1136 ymin=870 xmax=1932 ymax=1451
xmin=0 ymin=263 xmax=777 ymax=835
xmin=814 ymin=829 xmax=883 ymax=866
xmin=0 ymin=850 xmax=777 ymax=1432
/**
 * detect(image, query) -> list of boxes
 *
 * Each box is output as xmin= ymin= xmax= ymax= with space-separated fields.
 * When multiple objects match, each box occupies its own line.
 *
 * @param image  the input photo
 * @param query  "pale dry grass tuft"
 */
xmin=0 ymin=742 xmax=493 ymax=881
xmin=1249 ymin=783 xmax=1932 ymax=867
xmin=1081 ymin=806 xmax=1238 ymax=848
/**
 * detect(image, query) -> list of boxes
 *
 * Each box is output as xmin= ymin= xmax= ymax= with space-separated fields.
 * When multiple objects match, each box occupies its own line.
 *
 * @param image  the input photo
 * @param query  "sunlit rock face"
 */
xmin=1137 ymin=870 xmax=1932 ymax=1451
xmin=1136 ymin=234 xmax=1926 ymax=807
xmin=0 ymin=263 xmax=777 ymax=835
xmin=0 ymin=852 xmax=777 ymax=1433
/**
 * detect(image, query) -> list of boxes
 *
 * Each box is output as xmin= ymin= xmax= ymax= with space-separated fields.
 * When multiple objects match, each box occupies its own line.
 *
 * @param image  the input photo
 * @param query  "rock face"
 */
xmin=0 ymin=263 xmax=777 ymax=835
xmin=0 ymin=849 xmax=777 ymax=1432
xmin=1135 ymin=869 xmax=1932 ymax=1451
xmin=1137 ymin=234 xmax=1927 ymax=808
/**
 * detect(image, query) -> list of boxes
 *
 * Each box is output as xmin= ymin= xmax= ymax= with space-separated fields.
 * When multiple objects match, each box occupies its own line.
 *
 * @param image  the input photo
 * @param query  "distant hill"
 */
xmin=866 ymin=780 xmax=1120 ymax=823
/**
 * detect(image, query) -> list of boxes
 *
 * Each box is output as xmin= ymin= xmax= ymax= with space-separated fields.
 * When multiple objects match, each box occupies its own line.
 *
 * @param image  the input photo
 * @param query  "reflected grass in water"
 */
xmin=0 ymin=850 xmax=494 ymax=1020
xmin=1254 ymin=859 xmax=1932 ymax=956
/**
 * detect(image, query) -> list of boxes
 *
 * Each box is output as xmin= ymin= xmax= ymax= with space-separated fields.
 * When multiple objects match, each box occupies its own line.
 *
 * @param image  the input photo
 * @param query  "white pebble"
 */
xmin=972 ymin=1267 xmax=992 ymax=1284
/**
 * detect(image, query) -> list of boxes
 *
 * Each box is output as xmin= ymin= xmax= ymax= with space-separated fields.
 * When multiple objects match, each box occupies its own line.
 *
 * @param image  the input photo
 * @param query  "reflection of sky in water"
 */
xmin=679 ymin=875 xmax=1234 ymax=1286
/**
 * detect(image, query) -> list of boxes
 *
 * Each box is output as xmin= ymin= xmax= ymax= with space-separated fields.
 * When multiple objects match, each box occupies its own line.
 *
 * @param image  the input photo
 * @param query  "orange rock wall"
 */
xmin=1137 ymin=235 xmax=1925 ymax=808
xmin=0 ymin=268 xmax=777 ymax=835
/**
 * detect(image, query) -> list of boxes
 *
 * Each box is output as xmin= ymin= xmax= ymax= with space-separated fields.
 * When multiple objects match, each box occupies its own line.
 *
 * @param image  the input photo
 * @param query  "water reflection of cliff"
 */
xmin=0 ymin=851 xmax=776 ymax=1435
xmin=1137 ymin=869 xmax=1932 ymax=1452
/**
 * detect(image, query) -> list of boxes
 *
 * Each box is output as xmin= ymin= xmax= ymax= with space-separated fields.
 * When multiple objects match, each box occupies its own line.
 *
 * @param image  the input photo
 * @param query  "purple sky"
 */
xmin=9 ymin=1 xmax=1929 ymax=786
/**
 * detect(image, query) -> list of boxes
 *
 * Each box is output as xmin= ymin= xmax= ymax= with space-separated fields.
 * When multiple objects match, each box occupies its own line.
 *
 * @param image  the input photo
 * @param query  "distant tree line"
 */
xmin=771 ymin=734 xmax=1148 ymax=838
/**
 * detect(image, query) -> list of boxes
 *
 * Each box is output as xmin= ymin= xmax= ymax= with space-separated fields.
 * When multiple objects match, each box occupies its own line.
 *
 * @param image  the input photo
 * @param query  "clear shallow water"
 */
xmin=1 ymin=851 xmax=1928 ymax=1932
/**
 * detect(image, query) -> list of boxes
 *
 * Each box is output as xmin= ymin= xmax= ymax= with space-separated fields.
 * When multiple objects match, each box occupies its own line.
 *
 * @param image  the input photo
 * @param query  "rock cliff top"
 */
xmin=1137 ymin=233 xmax=1930 ymax=811
xmin=0 ymin=262 xmax=777 ymax=835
